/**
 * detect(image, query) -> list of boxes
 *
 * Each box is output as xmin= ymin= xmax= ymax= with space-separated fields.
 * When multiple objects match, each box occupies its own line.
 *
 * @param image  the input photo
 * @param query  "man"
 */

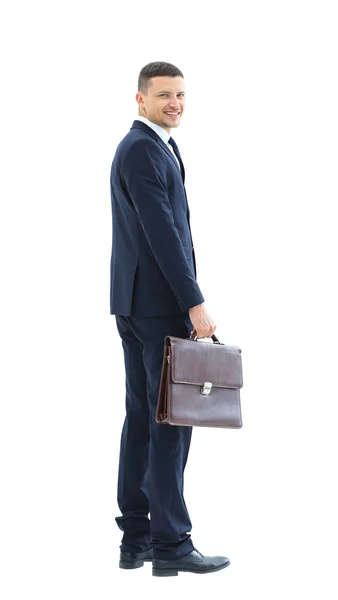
xmin=109 ymin=61 xmax=229 ymax=577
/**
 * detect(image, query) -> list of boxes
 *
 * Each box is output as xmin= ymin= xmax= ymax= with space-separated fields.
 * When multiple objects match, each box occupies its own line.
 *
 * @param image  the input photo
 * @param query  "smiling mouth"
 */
xmin=164 ymin=111 xmax=180 ymax=116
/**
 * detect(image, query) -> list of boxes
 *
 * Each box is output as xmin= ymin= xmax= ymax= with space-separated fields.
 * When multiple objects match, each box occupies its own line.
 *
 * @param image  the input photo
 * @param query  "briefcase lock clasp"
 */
xmin=201 ymin=381 xmax=212 ymax=395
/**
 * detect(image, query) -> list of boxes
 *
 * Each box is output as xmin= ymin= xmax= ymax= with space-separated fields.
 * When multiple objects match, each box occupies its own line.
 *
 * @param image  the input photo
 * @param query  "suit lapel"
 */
xmin=157 ymin=137 xmax=185 ymax=184
xmin=169 ymin=141 xmax=185 ymax=183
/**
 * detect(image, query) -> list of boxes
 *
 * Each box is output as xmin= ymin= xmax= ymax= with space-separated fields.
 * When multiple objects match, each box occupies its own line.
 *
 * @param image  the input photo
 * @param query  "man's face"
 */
xmin=136 ymin=76 xmax=185 ymax=133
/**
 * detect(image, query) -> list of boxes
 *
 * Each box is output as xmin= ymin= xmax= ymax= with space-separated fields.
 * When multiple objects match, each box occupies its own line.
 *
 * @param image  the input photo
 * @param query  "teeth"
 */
xmin=165 ymin=112 xmax=179 ymax=115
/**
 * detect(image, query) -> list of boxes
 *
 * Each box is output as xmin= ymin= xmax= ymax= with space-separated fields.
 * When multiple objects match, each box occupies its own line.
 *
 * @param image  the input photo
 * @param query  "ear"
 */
xmin=135 ymin=92 xmax=144 ymax=107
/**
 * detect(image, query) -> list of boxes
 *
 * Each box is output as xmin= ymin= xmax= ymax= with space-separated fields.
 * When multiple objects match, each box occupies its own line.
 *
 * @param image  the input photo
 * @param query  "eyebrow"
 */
xmin=157 ymin=90 xmax=185 ymax=94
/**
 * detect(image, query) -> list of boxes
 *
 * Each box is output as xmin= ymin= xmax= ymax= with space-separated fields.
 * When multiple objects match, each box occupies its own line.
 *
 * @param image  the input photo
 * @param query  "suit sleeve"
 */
xmin=121 ymin=139 xmax=205 ymax=311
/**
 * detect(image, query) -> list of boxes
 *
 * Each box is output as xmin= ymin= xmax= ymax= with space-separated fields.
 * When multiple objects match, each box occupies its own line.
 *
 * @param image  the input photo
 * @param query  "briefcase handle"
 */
xmin=188 ymin=331 xmax=221 ymax=344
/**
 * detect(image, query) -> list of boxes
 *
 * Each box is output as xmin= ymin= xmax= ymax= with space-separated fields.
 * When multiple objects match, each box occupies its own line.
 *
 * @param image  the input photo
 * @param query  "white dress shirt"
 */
xmin=135 ymin=116 xmax=181 ymax=170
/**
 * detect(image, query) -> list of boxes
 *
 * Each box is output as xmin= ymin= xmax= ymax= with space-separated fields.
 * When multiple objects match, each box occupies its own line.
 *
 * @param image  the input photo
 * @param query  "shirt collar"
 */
xmin=134 ymin=116 xmax=171 ymax=144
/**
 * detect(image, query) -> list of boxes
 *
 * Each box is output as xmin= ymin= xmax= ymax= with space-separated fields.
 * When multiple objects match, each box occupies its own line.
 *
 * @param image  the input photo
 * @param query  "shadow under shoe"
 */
xmin=152 ymin=548 xmax=230 ymax=577
xmin=119 ymin=548 xmax=153 ymax=569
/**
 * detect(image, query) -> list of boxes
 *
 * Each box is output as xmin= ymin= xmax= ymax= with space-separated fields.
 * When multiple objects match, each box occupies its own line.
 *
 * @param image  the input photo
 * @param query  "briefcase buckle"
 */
xmin=201 ymin=381 xmax=212 ymax=395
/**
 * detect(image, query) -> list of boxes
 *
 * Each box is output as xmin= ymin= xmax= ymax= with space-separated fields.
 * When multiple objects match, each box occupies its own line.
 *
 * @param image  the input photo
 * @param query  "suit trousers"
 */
xmin=114 ymin=312 xmax=195 ymax=560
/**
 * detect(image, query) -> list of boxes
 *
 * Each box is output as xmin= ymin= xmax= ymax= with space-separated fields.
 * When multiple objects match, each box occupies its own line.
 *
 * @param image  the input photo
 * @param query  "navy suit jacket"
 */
xmin=109 ymin=119 xmax=205 ymax=317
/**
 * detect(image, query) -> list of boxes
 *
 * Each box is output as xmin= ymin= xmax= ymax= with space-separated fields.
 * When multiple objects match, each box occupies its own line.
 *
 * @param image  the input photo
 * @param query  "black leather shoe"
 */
xmin=152 ymin=548 xmax=230 ymax=577
xmin=119 ymin=548 xmax=153 ymax=569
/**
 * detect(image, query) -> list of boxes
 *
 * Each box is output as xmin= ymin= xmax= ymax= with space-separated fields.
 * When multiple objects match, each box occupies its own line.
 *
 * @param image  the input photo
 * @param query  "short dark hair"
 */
xmin=138 ymin=61 xmax=184 ymax=95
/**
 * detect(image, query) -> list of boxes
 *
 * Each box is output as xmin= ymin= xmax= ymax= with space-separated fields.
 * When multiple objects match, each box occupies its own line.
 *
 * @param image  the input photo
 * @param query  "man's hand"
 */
xmin=188 ymin=302 xmax=216 ymax=339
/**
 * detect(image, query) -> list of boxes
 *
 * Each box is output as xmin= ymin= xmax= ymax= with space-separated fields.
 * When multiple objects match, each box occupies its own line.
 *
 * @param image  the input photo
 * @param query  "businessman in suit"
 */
xmin=109 ymin=61 xmax=230 ymax=576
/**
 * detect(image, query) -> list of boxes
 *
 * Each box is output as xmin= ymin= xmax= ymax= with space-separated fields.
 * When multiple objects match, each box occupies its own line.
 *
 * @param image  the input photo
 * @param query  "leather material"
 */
xmin=152 ymin=548 xmax=230 ymax=576
xmin=119 ymin=547 xmax=153 ymax=569
xmin=156 ymin=334 xmax=243 ymax=428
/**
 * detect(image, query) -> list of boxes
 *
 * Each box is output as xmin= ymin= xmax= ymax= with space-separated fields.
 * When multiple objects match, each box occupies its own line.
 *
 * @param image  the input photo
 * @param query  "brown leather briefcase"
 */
xmin=156 ymin=333 xmax=243 ymax=428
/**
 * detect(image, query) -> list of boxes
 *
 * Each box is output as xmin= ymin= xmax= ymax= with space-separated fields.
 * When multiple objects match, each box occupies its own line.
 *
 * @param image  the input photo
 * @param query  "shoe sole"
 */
xmin=119 ymin=558 xmax=153 ymax=569
xmin=152 ymin=560 xmax=230 ymax=577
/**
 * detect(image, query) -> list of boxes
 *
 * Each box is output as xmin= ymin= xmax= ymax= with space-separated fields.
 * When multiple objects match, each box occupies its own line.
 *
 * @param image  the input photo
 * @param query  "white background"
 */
xmin=1 ymin=0 xmax=337 ymax=598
